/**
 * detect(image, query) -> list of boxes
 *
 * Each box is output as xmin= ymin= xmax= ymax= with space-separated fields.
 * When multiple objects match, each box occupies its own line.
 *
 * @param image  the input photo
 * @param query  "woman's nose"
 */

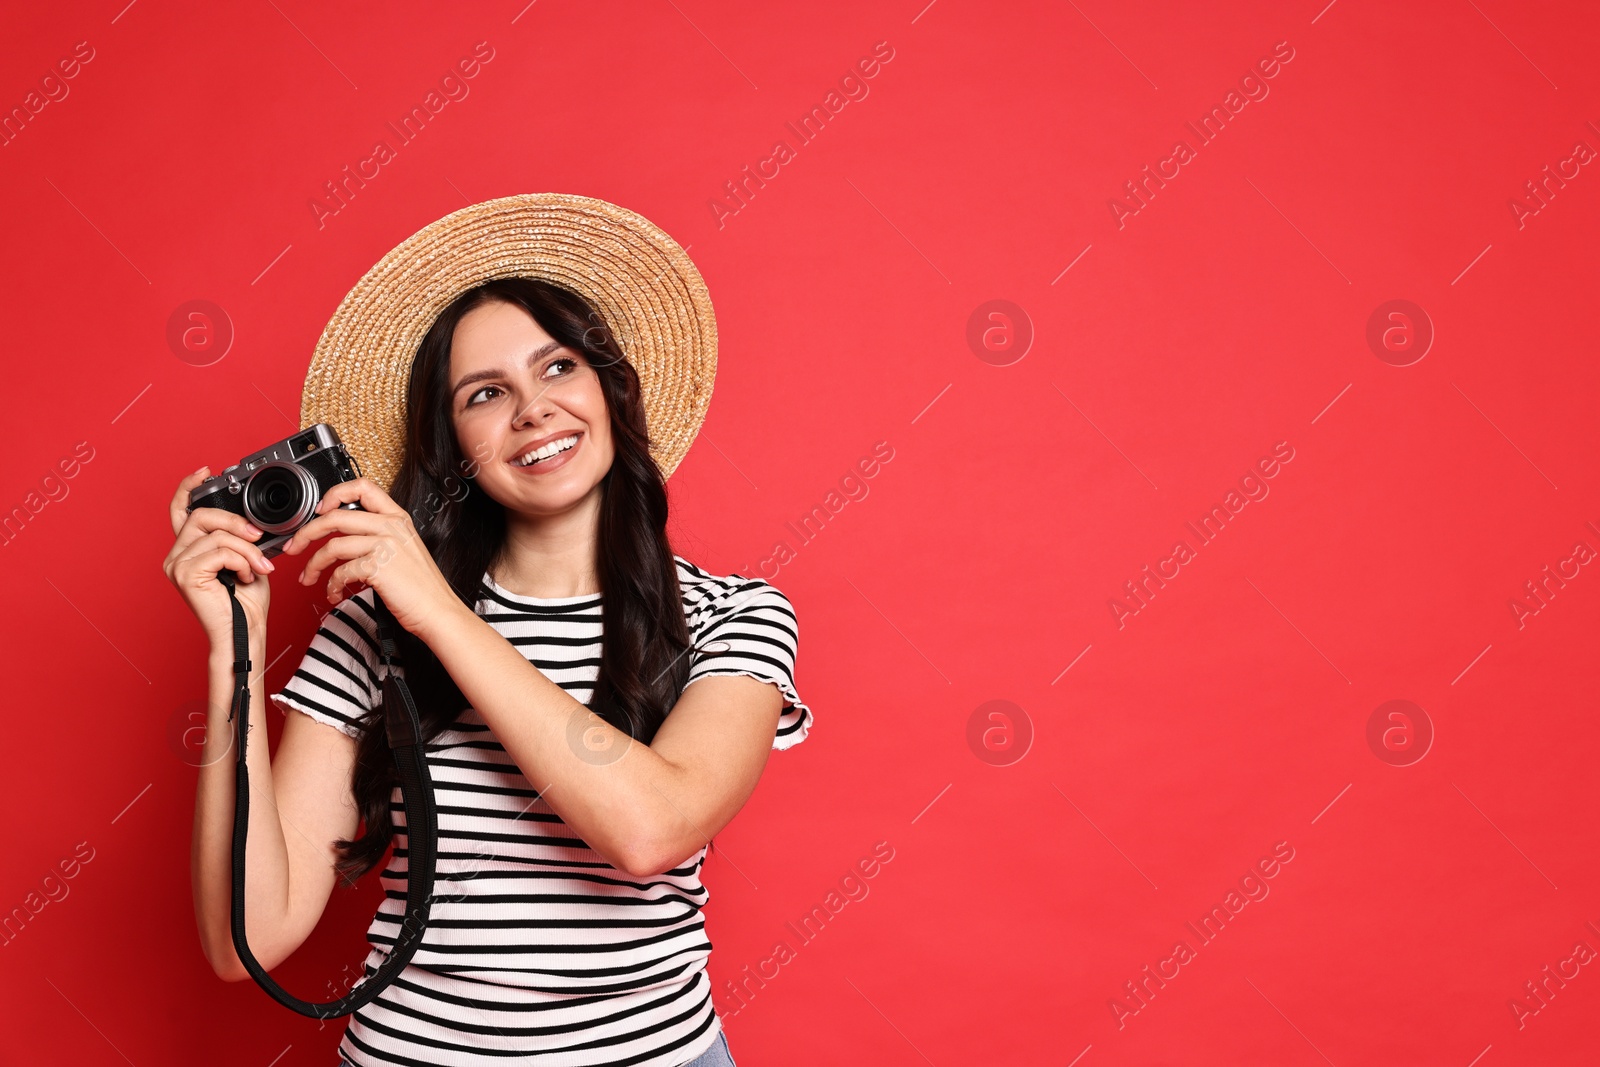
xmin=509 ymin=382 xmax=556 ymax=427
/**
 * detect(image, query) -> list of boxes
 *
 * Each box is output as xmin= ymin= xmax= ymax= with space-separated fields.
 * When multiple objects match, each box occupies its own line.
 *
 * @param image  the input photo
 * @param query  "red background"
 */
xmin=2 ymin=1 xmax=1598 ymax=1064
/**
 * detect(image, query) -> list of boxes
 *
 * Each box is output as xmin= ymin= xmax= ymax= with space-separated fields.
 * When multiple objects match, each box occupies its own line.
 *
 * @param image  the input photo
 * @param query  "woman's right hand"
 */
xmin=164 ymin=466 xmax=275 ymax=646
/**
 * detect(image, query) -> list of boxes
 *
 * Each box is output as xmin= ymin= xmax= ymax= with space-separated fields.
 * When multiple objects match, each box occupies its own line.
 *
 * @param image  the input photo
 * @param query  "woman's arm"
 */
xmin=190 ymin=635 xmax=363 ymax=980
xmin=168 ymin=468 xmax=362 ymax=981
xmin=281 ymin=478 xmax=786 ymax=879
xmin=418 ymin=600 xmax=782 ymax=878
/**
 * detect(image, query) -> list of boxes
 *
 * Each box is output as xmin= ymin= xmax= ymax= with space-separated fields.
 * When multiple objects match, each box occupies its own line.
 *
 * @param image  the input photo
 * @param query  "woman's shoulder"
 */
xmin=672 ymin=554 xmax=797 ymax=629
xmin=672 ymin=552 xmax=770 ymax=601
xmin=672 ymin=555 xmax=811 ymax=750
xmin=318 ymin=585 xmax=383 ymax=641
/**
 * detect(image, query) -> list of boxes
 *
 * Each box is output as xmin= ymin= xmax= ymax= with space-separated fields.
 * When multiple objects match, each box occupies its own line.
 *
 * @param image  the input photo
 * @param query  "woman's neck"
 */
xmin=491 ymin=498 xmax=603 ymax=599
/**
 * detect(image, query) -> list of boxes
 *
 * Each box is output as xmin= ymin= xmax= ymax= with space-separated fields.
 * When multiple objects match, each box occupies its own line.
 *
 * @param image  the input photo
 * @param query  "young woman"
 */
xmin=164 ymin=274 xmax=811 ymax=1066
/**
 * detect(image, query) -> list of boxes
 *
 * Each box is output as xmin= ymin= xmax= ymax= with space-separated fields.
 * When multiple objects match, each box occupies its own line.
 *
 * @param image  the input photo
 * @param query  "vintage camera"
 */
xmin=187 ymin=424 xmax=363 ymax=558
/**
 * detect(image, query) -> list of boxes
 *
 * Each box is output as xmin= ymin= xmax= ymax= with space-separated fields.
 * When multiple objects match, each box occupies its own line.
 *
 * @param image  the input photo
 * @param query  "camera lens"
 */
xmin=243 ymin=462 xmax=317 ymax=534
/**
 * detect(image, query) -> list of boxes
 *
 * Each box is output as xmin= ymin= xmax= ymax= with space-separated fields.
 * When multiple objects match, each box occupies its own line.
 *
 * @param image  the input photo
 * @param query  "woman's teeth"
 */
xmin=511 ymin=434 xmax=579 ymax=466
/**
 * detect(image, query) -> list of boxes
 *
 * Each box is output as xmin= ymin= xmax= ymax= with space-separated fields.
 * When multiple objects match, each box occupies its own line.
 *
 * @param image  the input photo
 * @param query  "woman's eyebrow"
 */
xmin=451 ymin=341 xmax=563 ymax=398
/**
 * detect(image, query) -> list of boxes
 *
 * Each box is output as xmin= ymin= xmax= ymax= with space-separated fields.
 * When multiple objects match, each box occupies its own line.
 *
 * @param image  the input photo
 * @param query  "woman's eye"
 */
xmin=467 ymin=385 xmax=502 ymax=406
xmin=544 ymin=358 xmax=579 ymax=379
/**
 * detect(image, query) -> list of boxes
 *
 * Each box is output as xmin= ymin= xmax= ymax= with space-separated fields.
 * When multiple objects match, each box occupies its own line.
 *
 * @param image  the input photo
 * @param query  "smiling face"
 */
xmin=448 ymin=298 xmax=614 ymax=517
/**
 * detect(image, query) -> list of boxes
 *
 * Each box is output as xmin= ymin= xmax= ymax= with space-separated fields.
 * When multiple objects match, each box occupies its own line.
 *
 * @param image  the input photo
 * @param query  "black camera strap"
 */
xmin=218 ymin=570 xmax=438 ymax=1019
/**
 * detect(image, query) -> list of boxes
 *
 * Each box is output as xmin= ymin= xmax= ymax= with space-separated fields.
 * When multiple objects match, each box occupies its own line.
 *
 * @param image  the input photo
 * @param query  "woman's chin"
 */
xmin=488 ymin=468 xmax=602 ymax=514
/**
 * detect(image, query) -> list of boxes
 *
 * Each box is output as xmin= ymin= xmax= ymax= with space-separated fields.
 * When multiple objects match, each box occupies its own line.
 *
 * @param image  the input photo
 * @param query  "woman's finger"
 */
xmin=172 ymin=507 xmax=265 ymax=559
xmin=324 ymin=559 xmax=374 ymax=606
xmin=298 ymin=535 xmax=378 ymax=586
xmin=186 ymin=506 xmax=265 ymax=541
xmin=184 ymin=529 xmax=274 ymax=576
xmin=166 ymin=518 xmax=241 ymax=578
xmin=280 ymin=506 xmax=396 ymax=556
xmin=178 ymin=543 xmax=260 ymax=586
xmin=169 ymin=466 xmax=213 ymax=536
xmin=313 ymin=477 xmax=407 ymax=520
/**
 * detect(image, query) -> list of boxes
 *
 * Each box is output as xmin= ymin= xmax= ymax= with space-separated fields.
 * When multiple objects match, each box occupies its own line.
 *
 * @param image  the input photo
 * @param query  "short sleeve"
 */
xmin=686 ymin=579 xmax=812 ymax=750
xmin=269 ymin=588 xmax=384 ymax=741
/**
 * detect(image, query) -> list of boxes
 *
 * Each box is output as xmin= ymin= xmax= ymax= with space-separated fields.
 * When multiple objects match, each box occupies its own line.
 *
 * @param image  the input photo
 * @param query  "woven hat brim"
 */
xmin=301 ymin=193 xmax=716 ymax=491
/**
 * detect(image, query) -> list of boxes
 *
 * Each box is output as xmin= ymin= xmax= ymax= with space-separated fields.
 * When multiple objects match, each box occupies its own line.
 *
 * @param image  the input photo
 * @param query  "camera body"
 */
xmin=187 ymin=424 xmax=363 ymax=558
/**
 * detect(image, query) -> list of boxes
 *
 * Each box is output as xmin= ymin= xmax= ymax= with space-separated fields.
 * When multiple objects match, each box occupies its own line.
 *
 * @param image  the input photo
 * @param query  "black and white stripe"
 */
xmin=269 ymin=556 xmax=810 ymax=1066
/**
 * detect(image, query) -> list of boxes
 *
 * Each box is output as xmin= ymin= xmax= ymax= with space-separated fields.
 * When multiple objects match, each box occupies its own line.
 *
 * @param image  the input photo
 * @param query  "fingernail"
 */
xmin=245 ymin=524 xmax=263 ymax=537
xmin=262 ymin=558 xmax=275 ymax=572
xmin=197 ymin=465 xmax=210 ymax=475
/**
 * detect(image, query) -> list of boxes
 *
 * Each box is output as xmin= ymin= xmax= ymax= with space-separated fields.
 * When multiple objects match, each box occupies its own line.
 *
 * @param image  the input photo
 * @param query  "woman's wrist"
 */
xmin=411 ymin=593 xmax=480 ymax=649
xmin=208 ymin=633 xmax=268 ymax=669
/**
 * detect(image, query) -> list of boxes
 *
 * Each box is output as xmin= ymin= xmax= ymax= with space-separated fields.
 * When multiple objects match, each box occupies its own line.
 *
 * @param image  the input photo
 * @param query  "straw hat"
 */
xmin=300 ymin=193 xmax=717 ymax=491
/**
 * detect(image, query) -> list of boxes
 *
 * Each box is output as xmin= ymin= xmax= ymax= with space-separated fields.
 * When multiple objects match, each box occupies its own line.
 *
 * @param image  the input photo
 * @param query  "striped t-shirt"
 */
xmin=268 ymin=555 xmax=811 ymax=1067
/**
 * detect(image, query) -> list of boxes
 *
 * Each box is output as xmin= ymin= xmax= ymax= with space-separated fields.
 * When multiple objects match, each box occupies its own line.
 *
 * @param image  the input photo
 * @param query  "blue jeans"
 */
xmin=680 ymin=1029 xmax=737 ymax=1067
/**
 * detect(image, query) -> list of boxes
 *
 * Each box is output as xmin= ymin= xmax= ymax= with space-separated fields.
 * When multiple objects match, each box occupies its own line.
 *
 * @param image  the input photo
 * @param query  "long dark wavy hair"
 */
xmin=331 ymin=276 xmax=694 ymax=886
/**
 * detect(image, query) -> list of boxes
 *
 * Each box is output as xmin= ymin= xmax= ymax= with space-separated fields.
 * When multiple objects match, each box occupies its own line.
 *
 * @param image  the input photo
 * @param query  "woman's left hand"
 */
xmin=280 ymin=478 xmax=463 ymax=641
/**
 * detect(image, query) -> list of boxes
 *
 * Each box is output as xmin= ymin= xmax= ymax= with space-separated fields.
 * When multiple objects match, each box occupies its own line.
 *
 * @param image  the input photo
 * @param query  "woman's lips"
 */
xmin=508 ymin=432 xmax=582 ymax=475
